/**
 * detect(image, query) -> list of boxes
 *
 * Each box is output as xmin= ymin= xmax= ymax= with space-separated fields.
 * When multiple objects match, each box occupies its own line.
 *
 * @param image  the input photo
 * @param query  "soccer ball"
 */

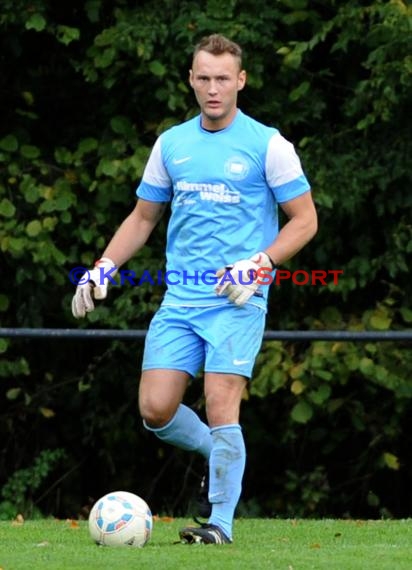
xmin=88 ymin=491 xmax=152 ymax=547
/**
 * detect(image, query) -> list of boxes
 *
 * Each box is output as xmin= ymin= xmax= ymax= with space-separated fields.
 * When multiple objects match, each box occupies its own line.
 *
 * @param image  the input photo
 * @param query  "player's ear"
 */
xmin=237 ymin=70 xmax=246 ymax=91
xmin=189 ymin=69 xmax=194 ymax=88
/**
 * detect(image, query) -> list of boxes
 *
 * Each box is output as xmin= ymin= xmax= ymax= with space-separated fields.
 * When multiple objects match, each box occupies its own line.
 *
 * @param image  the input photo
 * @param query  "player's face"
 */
xmin=189 ymin=51 xmax=246 ymax=131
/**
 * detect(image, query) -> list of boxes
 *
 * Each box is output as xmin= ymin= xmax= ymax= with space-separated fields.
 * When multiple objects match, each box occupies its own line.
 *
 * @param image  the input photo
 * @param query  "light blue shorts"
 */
xmin=142 ymin=303 xmax=266 ymax=379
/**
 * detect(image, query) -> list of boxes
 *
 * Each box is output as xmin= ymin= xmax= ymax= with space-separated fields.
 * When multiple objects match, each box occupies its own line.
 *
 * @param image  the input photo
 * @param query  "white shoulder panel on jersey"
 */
xmin=265 ymin=132 xmax=305 ymax=189
xmin=141 ymin=136 xmax=171 ymax=188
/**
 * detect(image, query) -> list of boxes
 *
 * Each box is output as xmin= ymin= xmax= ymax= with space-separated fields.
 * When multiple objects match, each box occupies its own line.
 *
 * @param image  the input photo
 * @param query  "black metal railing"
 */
xmin=0 ymin=328 xmax=411 ymax=341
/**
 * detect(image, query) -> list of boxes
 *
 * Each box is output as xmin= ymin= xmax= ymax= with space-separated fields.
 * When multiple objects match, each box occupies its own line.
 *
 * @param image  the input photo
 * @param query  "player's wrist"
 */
xmin=251 ymin=251 xmax=278 ymax=270
xmin=266 ymin=254 xmax=278 ymax=269
xmin=94 ymin=257 xmax=117 ymax=269
xmin=93 ymin=257 xmax=118 ymax=279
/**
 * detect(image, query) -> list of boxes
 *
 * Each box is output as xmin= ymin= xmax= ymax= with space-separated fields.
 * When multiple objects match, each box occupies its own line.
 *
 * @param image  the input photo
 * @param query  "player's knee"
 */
xmin=139 ymin=399 xmax=174 ymax=428
xmin=142 ymin=415 xmax=171 ymax=429
xmin=205 ymin=397 xmax=239 ymax=427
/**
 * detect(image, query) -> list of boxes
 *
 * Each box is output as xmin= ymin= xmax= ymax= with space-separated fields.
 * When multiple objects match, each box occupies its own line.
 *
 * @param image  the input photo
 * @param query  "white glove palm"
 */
xmin=71 ymin=257 xmax=117 ymax=319
xmin=215 ymin=252 xmax=273 ymax=306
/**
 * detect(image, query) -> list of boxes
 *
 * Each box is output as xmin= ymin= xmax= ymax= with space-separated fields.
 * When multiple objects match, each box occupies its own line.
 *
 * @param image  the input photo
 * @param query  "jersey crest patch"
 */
xmin=224 ymin=155 xmax=250 ymax=181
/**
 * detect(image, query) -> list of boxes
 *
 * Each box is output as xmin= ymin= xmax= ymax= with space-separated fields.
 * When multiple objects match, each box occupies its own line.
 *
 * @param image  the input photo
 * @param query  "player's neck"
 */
xmin=200 ymin=108 xmax=239 ymax=132
xmin=202 ymin=125 xmax=225 ymax=133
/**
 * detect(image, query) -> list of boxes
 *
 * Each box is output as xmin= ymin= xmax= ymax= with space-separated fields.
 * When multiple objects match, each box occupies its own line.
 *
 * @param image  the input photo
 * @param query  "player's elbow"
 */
xmin=301 ymin=206 xmax=318 ymax=244
xmin=308 ymin=210 xmax=318 ymax=240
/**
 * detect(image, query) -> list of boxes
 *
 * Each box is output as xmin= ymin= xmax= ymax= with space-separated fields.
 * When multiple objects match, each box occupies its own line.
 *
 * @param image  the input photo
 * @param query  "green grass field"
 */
xmin=0 ymin=517 xmax=411 ymax=570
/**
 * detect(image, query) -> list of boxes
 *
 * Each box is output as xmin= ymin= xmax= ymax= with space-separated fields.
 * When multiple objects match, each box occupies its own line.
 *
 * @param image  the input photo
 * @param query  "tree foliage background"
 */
xmin=1 ymin=0 xmax=411 ymax=520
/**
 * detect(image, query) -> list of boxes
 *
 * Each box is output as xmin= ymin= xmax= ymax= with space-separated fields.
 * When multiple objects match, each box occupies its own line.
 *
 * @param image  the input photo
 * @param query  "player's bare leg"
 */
xmin=139 ymin=369 xmax=189 ymax=427
xmin=204 ymin=372 xmax=246 ymax=427
xmin=139 ymin=368 xmax=213 ymax=460
xmin=179 ymin=372 xmax=246 ymax=544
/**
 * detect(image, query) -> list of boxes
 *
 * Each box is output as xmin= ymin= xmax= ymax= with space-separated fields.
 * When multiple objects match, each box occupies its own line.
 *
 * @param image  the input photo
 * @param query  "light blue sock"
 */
xmin=143 ymin=404 xmax=212 ymax=459
xmin=208 ymin=424 xmax=246 ymax=540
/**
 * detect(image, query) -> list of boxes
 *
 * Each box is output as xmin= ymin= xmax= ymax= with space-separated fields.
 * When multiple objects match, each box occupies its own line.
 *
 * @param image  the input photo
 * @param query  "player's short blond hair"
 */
xmin=193 ymin=34 xmax=243 ymax=69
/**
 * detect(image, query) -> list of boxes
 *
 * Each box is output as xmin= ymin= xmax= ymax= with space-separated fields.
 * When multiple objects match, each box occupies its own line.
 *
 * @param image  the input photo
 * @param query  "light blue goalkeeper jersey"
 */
xmin=136 ymin=109 xmax=310 ymax=309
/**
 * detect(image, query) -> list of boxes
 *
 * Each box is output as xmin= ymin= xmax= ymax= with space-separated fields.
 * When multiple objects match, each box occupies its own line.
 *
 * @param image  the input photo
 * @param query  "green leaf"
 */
xmin=56 ymin=25 xmax=80 ymax=46
xmin=42 ymin=216 xmax=58 ymax=231
xmin=61 ymin=211 xmax=72 ymax=223
xmin=365 ymin=343 xmax=377 ymax=354
xmin=25 ymin=14 xmax=47 ymax=32
xmin=290 ymin=363 xmax=305 ymax=379
xmin=54 ymin=147 xmax=73 ymax=165
xmin=375 ymin=365 xmax=388 ymax=383
xmin=95 ymin=47 xmax=116 ymax=68
xmin=20 ymin=145 xmax=40 ymax=159
xmin=85 ymin=0 xmax=101 ymax=23
xmin=55 ymin=194 xmax=73 ymax=211
xmin=291 ymin=401 xmax=313 ymax=423
xmin=314 ymin=370 xmax=333 ymax=381
xmin=26 ymin=220 xmax=43 ymax=237
xmin=77 ymin=138 xmax=98 ymax=154
xmin=0 ymin=198 xmax=16 ymax=218
xmin=22 ymin=181 xmax=39 ymax=203
xmin=359 ymin=357 xmax=374 ymax=375
xmin=78 ymin=379 xmax=91 ymax=392
xmin=0 ymin=135 xmax=18 ymax=152
xmin=309 ymin=384 xmax=332 ymax=405
xmin=283 ymin=51 xmax=302 ymax=69
xmin=110 ymin=116 xmax=133 ymax=136
xmin=367 ymin=492 xmax=380 ymax=507
xmin=276 ymin=46 xmax=291 ymax=55
xmin=149 ymin=60 xmax=166 ymax=77
xmin=320 ymin=306 xmax=342 ymax=326
xmin=291 ymin=380 xmax=305 ymax=395
xmin=98 ymin=158 xmax=120 ymax=177
xmin=370 ymin=314 xmax=391 ymax=330
xmin=6 ymin=388 xmax=22 ymax=400
xmin=383 ymin=452 xmax=400 ymax=471
xmin=8 ymin=162 xmax=22 ymax=176
xmin=8 ymin=237 xmax=26 ymax=254
xmin=400 ymin=307 xmax=412 ymax=323
xmin=289 ymin=81 xmax=310 ymax=101
xmin=283 ymin=10 xmax=312 ymax=25
xmin=0 ymin=294 xmax=9 ymax=312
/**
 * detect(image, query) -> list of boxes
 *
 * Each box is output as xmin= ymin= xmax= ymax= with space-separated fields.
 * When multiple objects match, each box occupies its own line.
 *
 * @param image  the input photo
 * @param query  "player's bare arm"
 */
xmin=265 ymin=191 xmax=318 ymax=266
xmin=71 ymin=198 xmax=167 ymax=318
xmin=103 ymin=198 xmax=167 ymax=267
xmin=215 ymin=191 xmax=317 ymax=306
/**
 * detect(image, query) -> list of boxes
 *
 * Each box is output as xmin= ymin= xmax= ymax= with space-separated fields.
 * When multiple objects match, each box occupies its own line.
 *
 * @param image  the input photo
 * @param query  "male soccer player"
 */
xmin=72 ymin=34 xmax=317 ymax=544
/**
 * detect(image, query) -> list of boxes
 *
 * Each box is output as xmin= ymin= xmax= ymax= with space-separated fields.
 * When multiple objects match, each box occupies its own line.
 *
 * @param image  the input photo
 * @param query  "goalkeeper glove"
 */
xmin=214 ymin=252 xmax=273 ymax=306
xmin=71 ymin=257 xmax=117 ymax=319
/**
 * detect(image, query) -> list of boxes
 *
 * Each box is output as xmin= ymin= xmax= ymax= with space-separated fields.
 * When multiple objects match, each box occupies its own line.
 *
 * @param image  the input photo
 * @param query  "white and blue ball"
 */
xmin=88 ymin=491 xmax=152 ymax=547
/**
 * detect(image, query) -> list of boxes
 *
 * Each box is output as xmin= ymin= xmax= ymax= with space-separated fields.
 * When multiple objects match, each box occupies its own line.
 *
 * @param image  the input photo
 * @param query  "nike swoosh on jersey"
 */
xmin=173 ymin=156 xmax=192 ymax=164
xmin=233 ymin=359 xmax=251 ymax=365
